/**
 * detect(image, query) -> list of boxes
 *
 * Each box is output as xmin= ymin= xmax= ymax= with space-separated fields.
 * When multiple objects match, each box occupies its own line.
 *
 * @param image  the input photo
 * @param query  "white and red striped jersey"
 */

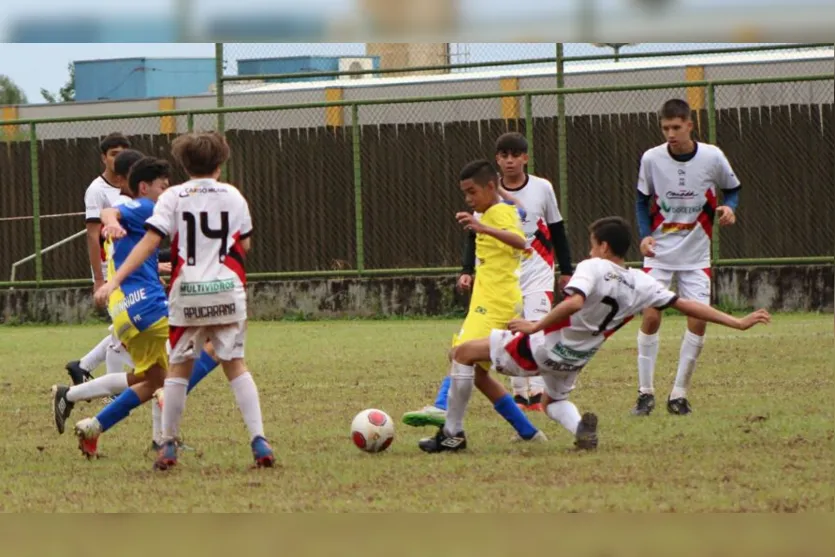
xmin=529 ymin=258 xmax=677 ymax=373
xmin=637 ymin=142 xmax=740 ymax=270
xmin=145 ymin=178 xmax=253 ymax=327
xmin=501 ymin=174 xmax=563 ymax=295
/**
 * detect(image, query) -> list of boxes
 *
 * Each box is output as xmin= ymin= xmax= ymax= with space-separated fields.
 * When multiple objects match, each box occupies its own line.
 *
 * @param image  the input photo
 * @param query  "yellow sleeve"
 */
xmin=489 ymin=204 xmax=525 ymax=241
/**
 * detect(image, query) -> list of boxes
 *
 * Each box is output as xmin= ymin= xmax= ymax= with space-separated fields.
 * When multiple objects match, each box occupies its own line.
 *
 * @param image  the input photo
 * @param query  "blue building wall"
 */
xmin=74 ymin=58 xmax=215 ymax=101
xmin=237 ymin=56 xmax=379 ymax=83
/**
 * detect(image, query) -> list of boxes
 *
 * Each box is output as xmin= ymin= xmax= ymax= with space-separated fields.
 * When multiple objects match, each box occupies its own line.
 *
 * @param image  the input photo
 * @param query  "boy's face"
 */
xmin=495 ymin=150 xmax=528 ymax=177
xmin=460 ymin=179 xmax=496 ymax=213
xmin=101 ymin=146 xmax=126 ymax=174
xmin=660 ymin=117 xmax=693 ymax=149
xmin=140 ymin=177 xmax=170 ymax=203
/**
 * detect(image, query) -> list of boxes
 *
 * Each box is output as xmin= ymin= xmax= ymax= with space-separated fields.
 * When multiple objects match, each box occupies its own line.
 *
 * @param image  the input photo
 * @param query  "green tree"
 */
xmin=41 ymin=63 xmax=75 ymax=103
xmin=0 ymin=74 xmax=28 ymax=105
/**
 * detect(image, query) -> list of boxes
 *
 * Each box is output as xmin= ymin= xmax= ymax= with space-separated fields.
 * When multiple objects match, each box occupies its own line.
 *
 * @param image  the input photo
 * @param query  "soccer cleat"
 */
xmin=574 ymin=412 xmax=599 ymax=450
xmin=511 ymin=429 xmax=548 ymax=443
xmin=418 ymin=428 xmax=467 ymax=453
xmin=526 ymin=392 xmax=544 ymax=412
xmin=513 ymin=394 xmax=529 ymax=410
xmin=74 ymin=417 xmax=102 ymax=458
xmin=632 ymin=392 xmax=656 ymax=416
xmin=52 ymin=385 xmax=74 ymax=434
xmin=402 ymin=405 xmax=447 ymax=428
xmin=65 ymin=360 xmax=93 ymax=386
xmin=251 ymin=436 xmax=276 ymax=468
xmin=147 ymin=438 xmax=195 ymax=456
xmin=667 ymin=397 xmax=692 ymax=415
xmin=153 ymin=440 xmax=178 ymax=471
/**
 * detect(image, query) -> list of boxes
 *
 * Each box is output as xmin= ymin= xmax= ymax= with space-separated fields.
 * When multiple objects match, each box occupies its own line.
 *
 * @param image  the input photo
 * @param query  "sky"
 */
xmin=0 ymin=0 xmax=828 ymax=103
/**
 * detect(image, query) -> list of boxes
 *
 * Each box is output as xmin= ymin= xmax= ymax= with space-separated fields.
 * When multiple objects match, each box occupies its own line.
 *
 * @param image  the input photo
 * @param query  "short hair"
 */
xmin=171 ymin=131 xmax=230 ymax=176
xmin=495 ymin=132 xmax=528 ymax=155
xmin=99 ymin=132 xmax=131 ymax=155
xmin=459 ymin=159 xmax=497 ymax=186
xmin=659 ymin=99 xmax=691 ymax=121
xmin=589 ymin=216 xmax=631 ymax=258
xmin=128 ymin=156 xmax=171 ymax=196
xmin=113 ymin=149 xmax=144 ymax=178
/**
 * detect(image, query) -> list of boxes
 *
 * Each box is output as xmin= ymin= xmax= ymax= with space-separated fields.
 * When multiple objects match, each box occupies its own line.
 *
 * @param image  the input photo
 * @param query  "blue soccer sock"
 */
xmin=187 ymin=350 xmax=219 ymax=394
xmin=433 ymin=376 xmax=452 ymax=410
xmin=494 ymin=393 xmax=539 ymax=440
xmin=96 ymin=388 xmax=142 ymax=433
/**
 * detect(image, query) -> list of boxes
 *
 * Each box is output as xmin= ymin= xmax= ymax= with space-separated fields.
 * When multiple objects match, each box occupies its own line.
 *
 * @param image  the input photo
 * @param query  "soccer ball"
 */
xmin=350 ymin=409 xmax=395 ymax=453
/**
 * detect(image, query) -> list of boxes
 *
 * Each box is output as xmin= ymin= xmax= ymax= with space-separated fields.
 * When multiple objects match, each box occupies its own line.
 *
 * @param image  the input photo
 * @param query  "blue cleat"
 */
xmin=251 ymin=436 xmax=275 ymax=468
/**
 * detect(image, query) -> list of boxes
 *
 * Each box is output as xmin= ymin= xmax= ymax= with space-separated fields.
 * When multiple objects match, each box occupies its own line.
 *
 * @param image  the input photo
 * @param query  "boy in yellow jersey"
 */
xmin=404 ymin=160 xmax=548 ymax=451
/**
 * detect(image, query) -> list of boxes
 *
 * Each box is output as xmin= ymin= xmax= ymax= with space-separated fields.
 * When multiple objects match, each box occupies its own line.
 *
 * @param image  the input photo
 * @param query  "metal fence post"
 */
xmin=556 ymin=43 xmax=569 ymax=227
xmin=707 ymin=82 xmax=720 ymax=264
xmin=186 ymin=112 xmax=194 ymax=132
xmin=215 ymin=43 xmax=227 ymax=182
xmin=29 ymin=122 xmax=42 ymax=285
xmin=351 ymin=104 xmax=365 ymax=273
xmin=524 ymin=93 xmax=535 ymax=174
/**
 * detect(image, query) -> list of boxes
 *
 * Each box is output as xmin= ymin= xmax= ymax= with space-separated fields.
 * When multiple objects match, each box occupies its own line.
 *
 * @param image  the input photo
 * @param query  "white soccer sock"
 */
xmin=443 ymin=361 xmax=475 ymax=436
xmin=528 ymin=375 xmax=546 ymax=396
xmin=637 ymin=331 xmax=659 ymax=395
xmin=510 ymin=376 xmax=528 ymax=397
xmin=545 ymin=399 xmax=582 ymax=435
xmin=161 ymin=377 xmax=189 ymax=443
xmin=66 ymin=372 xmax=129 ymax=403
xmin=152 ymin=398 xmax=163 ymax=445
xmin=79 ymin=335 xmax=111 ymax=372
xmin=105 ymin=343 xmax=133 ymax=375
xmin=670 ymin=330 xmax=705 ymax=400
xmin=229 ymin=372 xmax=265 ymax=441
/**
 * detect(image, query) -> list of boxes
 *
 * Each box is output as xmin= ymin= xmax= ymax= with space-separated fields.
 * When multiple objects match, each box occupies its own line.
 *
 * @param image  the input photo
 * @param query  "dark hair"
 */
xmin=128 ymin=157 xmax=171 ymax=196
xmin=495 ymin=132 xmax=528 ymax=155
xmin=459 ymin=159 xmax=497 ymax=186
xmin=99 ymin=132 xmax=131 ymax=155
xmin=659 ymin=98 xmax=691 ymax=121
xmin=171 ymin=131 xmax=230 ymax=177
xmin=113 ymin=149 xmax=144 ymax=178
xmin=589 ymin=216 xmax=631 ymax=258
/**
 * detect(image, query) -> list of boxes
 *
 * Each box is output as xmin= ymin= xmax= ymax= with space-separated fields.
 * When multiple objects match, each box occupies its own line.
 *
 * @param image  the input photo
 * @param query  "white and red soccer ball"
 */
xmin=350 ymin=409 xmax=395 ymax=453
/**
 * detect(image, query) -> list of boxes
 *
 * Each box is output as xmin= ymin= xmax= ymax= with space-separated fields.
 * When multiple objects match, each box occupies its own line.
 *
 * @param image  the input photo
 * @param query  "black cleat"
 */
xmin=513 ymin=394 xmax=529 ymax=408
xmin=667 ymin=397 xmax=692 ymax=415
xmin=51 ymin=385 xmax=74 ymax=434
xmin=632 ymin=392 xmax=656 ymax=416
xmin=65 ymin=360 xmax=93 ymax=386
xmin=574 ymin=412 xmax=598 ymax=450
xmin=418 ymin=428 xmax=467 ymax=453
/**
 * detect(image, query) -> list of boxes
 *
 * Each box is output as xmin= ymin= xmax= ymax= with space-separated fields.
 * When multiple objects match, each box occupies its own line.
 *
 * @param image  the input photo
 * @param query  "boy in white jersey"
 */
xmin=419 ymin=216 xmax=770 ymax=453
xmin=633 ymin=99 xmax=741 ymax=416
xmin=96 ymin=131 xmax=274 ymax=470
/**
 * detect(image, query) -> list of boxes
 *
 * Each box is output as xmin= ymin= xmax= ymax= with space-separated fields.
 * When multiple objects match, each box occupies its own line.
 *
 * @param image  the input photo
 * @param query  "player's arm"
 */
xmin=476 ymin=222 xmax=526 ymax=250
xmin=714 ymin=149 xmax=742 ymax=226
xmin=84 ymin=188 xmax=105 ymax=284
xmin=461 ymin=207 xmax=526 ymax=250
xmin=671 ymin=298 xmax=770 ymax=331
xmin=510 ymin=291 xmax=585 ymax=335
xmin=105 ymin=232 xmax=163 ymax=290
xmin=239 ymin=195 xmax=254 ymax=254
xmin=635 ymin=153 xmax=656 ymax=256
xmin=543 ymin=183 xmax=573 ymax=277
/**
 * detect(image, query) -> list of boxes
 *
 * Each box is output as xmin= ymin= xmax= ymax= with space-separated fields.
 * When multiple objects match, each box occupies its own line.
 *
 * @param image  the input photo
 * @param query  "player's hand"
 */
xmin=102 ymin=223 xmax=126 ymax=240
xmin=557 ymin=274 xmax=571 ymax=290
xmin=93 ymin=281 xmax=117 ymax=308
xmin=93 ymin=278 xmax=105 ymax=294
xmin=508 ymin=318 xmax=538 ymax=335
xmin=158 ymin=262 xmax=172 ymax=275
xmin=456 ymin=273 xmax=473 ymax=293
xmin=639 ymin=236 xmax=656 ymax=257
xmin=716 ymin=206 xmax=736 ymax=226
xmin=456 ymin=212 xmax=484 ymax=233
xmin=736 ymin=308 xmax=771 ymax=330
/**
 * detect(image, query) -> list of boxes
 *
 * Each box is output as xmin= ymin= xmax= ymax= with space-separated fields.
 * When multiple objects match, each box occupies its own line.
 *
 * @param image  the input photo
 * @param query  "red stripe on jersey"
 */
xmin=168 ymin=233 xmax=183 ymax=296
xmin=530 ymin=219 xmax=555 ymax=267
xmin=505 ymin=333 xmax=538 ymax=372
xmin=169 ymin=325 xmax=186 ymax=350
xmin=545 ymin=291 xmax=554 ymax=305
xmin=697 ymin=189 xmax=718 ymax=239
xmin=650 ymin=195 xmax=664 ymax=232
xmin=223 ymin=231 xmax=247 ymax=285
xmin=643 ymin=267 xmax=652 ymax=274
xmin=603 ymin=315 xmax=634 ymax=338
xmin=543 ymin=317 xmax=571 ymax=335
xmin=702 ymin=267 xmax=712 ymax=278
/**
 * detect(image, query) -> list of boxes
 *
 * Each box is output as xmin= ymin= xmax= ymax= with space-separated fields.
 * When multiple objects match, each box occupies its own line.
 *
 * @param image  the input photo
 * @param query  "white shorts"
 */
xmin=169 ymin=321 xmax=246 ymax=365
xmin=522 ymin=291 xmax=554 ymax=321
xmin=489 ymin=329 xmax=579 ymax=401
xmin=644 ymin=267 xmax=711 ymax=304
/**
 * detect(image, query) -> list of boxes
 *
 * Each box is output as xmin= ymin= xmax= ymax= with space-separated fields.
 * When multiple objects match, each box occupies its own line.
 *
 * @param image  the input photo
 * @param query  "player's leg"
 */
xmin=65 ymin=333 xmax=112 ymax=385
xmin=210 ymin=322 xmax=275 ymax=467
xmin=540 ymin=373 xmax=596 ymax=450
xmin=667 ymin=269 xmax=711 ymax=415
xmin=634 ymin=268 xmax=673 ymax=416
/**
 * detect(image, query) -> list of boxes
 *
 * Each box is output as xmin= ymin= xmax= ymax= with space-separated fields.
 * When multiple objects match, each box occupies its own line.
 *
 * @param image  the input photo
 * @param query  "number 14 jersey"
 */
xmin=145 ymin=178 xmax=253 ymax=327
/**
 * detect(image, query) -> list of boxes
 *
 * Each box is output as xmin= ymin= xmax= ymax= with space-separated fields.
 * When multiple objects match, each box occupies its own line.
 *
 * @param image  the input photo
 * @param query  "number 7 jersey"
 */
xmin=145 ymin=178 xmax=253 ymax=327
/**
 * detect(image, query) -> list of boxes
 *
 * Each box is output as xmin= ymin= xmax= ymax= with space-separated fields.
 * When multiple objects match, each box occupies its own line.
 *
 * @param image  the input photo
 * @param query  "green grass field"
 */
xmin=1 ymin=313 xmax=832 ymax=512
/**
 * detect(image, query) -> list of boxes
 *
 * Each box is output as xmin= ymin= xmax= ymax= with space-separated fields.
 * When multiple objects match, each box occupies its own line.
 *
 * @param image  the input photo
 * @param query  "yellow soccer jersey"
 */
xmin=472 ymin=202 xmax=524 ymax=312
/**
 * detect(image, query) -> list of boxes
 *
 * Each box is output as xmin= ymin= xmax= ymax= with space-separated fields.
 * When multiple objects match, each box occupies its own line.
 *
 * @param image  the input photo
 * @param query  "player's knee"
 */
xmin=641 ymin=308 xmax=662 ymax=332
xmin=686 ymin=317 xmax=706 ymax=336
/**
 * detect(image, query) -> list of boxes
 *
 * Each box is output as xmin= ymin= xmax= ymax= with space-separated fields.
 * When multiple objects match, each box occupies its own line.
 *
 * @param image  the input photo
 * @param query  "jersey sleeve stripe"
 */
xmin=239 ymin=229 xmax=253 ymax=240
xmin=654 ymin=294 xmax=679 ymax=310
xmin=563 ymin=286 xmax=587 ymax=299
xmin=144 ymin=223 xmax=167 ymax=238
xmin=86 ymin=217 xmax=102 ymax=224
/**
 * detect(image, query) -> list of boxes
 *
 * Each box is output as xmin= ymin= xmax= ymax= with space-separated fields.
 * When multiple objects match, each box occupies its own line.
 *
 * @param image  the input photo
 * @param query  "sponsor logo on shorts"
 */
xmin=541 ymin=358 xmax=584 ymax=372
xmin=550 ymin=342 xmax=597 ymax=362
xmin=183 ymin=303 xmax=237 ymax=320
xmin=179 ymin=279 xmax=235 ymax=296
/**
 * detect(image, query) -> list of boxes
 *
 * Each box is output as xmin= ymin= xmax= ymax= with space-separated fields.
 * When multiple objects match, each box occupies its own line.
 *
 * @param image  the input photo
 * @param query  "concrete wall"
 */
xmin=2 ymin=266 xmax=832 ymax=325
